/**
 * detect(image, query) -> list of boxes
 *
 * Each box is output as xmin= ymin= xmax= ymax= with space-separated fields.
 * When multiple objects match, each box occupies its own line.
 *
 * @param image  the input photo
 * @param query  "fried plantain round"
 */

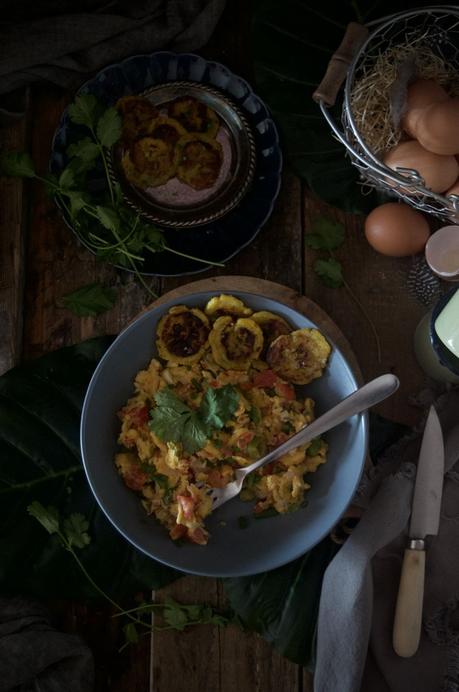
xmin=122 ymin=137 xmax=177 ymax=188
xmin=176 ymin=134 xmax=223 ymax=190
xmin=156 ymin=306 xmax=210 ymax=364
xmin=204 ymin=294 xmax=253 ymax=321
xmin=252 ymin=311 xmax=292 ymax=357
xmin=116 ymin=96 xmax=159 ymax=141
xmin=209 ymin=316 xmax=264 ymax=370
xmin=147 ymin=116 xmax=187 ymax=149
xmin=167 ymin=97 xmax=220 ymax=138
xmin=266 ymin=328 xmax=331 ymax=385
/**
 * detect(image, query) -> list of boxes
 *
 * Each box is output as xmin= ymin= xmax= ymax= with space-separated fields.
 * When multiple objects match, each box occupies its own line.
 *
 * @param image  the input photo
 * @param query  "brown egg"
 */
xmin=364 ymin=203 xmax=430 ymax=257
xmin=383 ymin=140 xmax=458 ymax=193
xmin=414 ymin=98 xmax=459 ymax=155
xmin=402 ymin=79 xmax=449 ymax=138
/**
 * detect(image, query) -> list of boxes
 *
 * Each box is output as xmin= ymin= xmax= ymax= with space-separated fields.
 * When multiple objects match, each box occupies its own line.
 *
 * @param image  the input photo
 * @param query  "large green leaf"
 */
xmin=0 ymin=338 xmax=179 ymax=599
xmin=252 ymin=0 xmax=446 ymax=212
xmin=224 ymin=538 xmax=338 ymax=666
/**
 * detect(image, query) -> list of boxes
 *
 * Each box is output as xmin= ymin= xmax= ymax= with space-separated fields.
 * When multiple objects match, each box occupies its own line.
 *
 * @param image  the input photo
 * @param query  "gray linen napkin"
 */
xmin=0 ymin=0 xmax=226 ymax=117
xmin=314 ymin=390 xmax=459 ymax=692
xmin=0 ymin=597 xmax=93 ymax=692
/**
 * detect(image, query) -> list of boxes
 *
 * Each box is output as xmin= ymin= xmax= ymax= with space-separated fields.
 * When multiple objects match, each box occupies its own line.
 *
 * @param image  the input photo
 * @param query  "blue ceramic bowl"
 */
xmin=80 ymin=291 xmax=368 ymax=576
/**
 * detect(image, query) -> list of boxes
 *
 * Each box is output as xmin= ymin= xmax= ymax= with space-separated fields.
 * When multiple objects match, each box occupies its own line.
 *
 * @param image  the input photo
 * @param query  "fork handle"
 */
xmin=240 ymin=374 xmax=399 ymax=476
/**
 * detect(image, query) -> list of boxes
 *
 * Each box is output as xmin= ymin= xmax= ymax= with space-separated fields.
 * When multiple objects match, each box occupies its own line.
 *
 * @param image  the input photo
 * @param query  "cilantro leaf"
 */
xmin=0 ymin=151 xmax=36 ymax=178
xmin=199 ymin=385 xmax=239 ymax=429
xmin=306 ymin=437 xmax=323 ymax=456
xmin=58 ymin=167 xmax=75 ymax=190
xmin=150 ymin=385 xmax=239 ymax=454
xmin=67 ymin=137 xmax=100 ymax=164
xmin=62 ymin=513 xmax=91 ymax=549
xmin=96 ymin=107 xmax=122 ymax=148
xmin=64 ymin=190 xmax=87 ymax=217
xmin=68 ymin=94 xmax=99 ymax=129
xmin=27 ymin=502 xmax=60 ymax=534
xmin=61 ymin=282 xmax=117 ymax=317
xmin=123 ymin=622 xmax=139 ymax=644
xmin=163 ymin=599 xmax=188 ymax=631
xmin=182 ymin=413 xmax=208 ymax=455
xmin=96 ymin=205 xmax=120 ymax=232
xmin=305 ymin=218 xmax=345 ymax=251
xmin=314 ymin=258 xmax=344 ymax=288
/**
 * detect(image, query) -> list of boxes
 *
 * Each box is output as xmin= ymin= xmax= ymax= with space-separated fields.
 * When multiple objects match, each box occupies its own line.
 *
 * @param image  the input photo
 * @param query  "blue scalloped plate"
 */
xmin=50 ymin=52 xmax=282 ymax=277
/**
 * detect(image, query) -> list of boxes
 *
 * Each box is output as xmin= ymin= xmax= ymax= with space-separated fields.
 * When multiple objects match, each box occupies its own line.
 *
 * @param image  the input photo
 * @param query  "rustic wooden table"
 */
xmin=0 ymin=2 xmax=430 ymax=690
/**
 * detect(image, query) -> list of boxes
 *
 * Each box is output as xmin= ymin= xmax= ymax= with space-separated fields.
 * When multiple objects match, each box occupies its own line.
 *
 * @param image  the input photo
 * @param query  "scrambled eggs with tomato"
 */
xmin=115 ymin=295 xmax=331 ymax=545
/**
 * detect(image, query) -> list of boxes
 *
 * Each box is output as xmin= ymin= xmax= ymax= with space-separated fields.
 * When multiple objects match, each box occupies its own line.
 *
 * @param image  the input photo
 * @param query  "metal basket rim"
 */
xmin=340 ymin=5 xmax=459 ymax=210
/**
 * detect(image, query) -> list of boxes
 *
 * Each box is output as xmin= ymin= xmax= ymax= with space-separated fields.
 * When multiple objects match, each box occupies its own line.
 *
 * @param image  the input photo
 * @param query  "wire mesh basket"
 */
xmin=313 ymin=5 xmax=459 ymax=221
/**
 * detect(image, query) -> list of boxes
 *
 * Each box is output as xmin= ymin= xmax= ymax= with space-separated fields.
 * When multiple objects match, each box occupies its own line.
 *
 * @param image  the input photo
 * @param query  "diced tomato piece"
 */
xmin=170 ymin=524 xmax=188 ymax=541
xmin=262 ymin=462 xmax=275 ymax=476
xmin=238 ymin=381 xmax=252 ymax=391
xmin=253 ymin=370 xmax=277 ymax=388
xmin=237 ymin=430 xmax=255 ymax=449
xmin=130 ymin=406 xmax=149 ymax=426
xmin=209 ymin=380 xmax=220 ymax=388
xmin=207 ymin=469 xmax=228 ymax=488
xmin=275 ymin=381 xmax=295 ymax=400
xmin=177 ymin=494 xmax=196 ymax=519
xmin=187 ymin=527 xmax=208 ymax=545
xmin=124 ymin=466 xmax=149 ymax=491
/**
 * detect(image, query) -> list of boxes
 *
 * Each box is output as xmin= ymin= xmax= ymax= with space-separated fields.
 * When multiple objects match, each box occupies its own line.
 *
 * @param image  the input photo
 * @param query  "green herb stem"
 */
xmin=0 ymin=465 xmax=82 ymax=495
xmin=64 ymin=540 xmax=153 ymax=629
xmin=148 ymin=243 xmax=224 ymax=268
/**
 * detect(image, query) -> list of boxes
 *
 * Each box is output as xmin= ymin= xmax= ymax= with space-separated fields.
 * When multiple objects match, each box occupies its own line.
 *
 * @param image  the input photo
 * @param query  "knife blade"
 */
xmin=393 ymin=405 xmax=444 ymax=658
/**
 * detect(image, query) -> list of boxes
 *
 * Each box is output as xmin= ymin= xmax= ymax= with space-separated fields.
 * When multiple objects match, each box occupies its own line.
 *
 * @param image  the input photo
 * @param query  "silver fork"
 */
xmin=196 ymin=373 xmax=399 ymax=510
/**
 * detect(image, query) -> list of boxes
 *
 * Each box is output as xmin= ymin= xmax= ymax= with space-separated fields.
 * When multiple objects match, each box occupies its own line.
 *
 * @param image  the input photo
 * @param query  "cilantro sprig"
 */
xmin=305 ymin=215 xmax=381 ymax=362
xmin=27 ymin=501 xmax=234 ymax=652
xmin=1 ymin=94 xmax=223 ymax=304
xmin=149 ymin=385 xmax=239 ymax=454
xmin=61 ymin=281 xmax=117 ymax=317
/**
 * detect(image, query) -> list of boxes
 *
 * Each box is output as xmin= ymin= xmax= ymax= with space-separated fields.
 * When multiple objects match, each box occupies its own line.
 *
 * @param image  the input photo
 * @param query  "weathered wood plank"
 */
xmin=0 ymin=108 xmax=28 ymax=374
xmin=151 ymin=577 xmax=220 ymax=692
xmin=303 ymin=192 xmax=427 ymax=427
xmin=22 ymin=86 xmax=159 ymax=361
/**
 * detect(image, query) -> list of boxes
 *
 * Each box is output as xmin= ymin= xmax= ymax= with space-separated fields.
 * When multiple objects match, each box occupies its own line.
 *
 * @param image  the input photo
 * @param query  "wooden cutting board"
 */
xmin=142 ymin=275 xmax=363 ymax=385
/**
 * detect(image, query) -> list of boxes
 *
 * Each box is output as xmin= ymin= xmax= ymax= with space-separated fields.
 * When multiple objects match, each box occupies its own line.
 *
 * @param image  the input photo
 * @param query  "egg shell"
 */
xmin=383 ymin=140 xmax=458 ymax=193
xmin=364 ymin=203 xmax=430 ymax=257
xmin=402 ymin=79 xmax=449 ymax=138
xmin=446 ymin=179 xmax=459 ymax=197
xmin=415 ymin=98 xmax=459 ymax=155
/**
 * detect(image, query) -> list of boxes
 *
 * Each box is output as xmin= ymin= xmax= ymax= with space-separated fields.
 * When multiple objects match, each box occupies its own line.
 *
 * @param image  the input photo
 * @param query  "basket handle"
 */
xmin=312 ymin=22 xmax=369 ymax=106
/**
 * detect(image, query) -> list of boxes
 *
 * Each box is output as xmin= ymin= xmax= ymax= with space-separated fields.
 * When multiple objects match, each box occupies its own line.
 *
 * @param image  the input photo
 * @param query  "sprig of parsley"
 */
xmin=305 ymin=215 xmax=381 ymax=361
xmin=149 ymin=385 xmax=239 ymax=454
xmin=305 ymin=217 xmax=345 ymax=288
xmin=27 ymin=501 xmax=234 ymax=652
xmin=0 ymin=94 xmax=223 ymax=305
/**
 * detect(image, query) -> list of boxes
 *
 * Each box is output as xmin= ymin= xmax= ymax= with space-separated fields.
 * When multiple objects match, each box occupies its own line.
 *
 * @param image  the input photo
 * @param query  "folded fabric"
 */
xmin=0 ymin=597 xmax=94 ymax=692
xmin=314 ymin=389 xmax=459 ymax=692
xmin=0 ymin=0 xmax=226 ymax=100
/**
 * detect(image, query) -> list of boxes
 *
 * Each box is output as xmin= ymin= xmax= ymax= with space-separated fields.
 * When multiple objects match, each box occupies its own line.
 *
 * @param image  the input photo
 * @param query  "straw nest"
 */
xmin=349 ymin=34 xmax=459 ymax=158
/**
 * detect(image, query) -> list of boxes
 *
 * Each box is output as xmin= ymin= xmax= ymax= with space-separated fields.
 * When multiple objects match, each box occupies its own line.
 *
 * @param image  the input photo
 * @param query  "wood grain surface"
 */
xmin=0 ymin=1 xmax=433 ymax=690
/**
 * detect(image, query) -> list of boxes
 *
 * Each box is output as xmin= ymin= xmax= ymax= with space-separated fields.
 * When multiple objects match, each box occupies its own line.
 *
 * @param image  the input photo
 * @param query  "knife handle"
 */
xmin=393 ymin=541 xmax=425 ymax=657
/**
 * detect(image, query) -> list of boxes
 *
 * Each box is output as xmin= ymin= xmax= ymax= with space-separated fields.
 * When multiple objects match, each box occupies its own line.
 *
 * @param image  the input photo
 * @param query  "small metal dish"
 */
xmin=109 ymin=82 xmax=257 ymax=228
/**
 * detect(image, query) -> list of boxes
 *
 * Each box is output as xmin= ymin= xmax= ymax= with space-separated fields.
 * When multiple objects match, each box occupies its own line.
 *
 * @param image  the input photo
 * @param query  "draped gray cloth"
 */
xmin=0 ymin=598 xmax=94 ymax=692
xmin=314 ymin=390 xmax=459 ymax=692
xmin=0 ymin=0 xmax=226 ymax=120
